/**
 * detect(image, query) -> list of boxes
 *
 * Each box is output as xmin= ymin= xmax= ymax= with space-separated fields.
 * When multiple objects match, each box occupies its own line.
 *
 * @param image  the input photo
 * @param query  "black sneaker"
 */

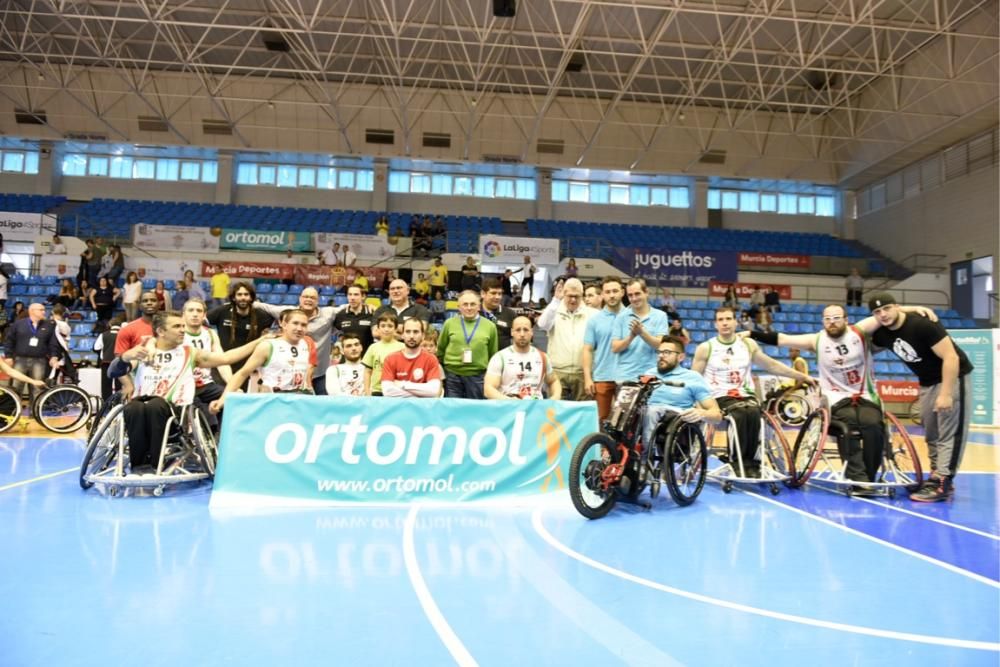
xmin=910 ymin=477 xmax=953 ymax=503
xmin=850 ymin=485 xmax=879 ymax=497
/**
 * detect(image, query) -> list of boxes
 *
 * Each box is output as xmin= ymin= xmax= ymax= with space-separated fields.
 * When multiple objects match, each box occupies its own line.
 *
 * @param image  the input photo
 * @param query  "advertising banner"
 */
xmin=313 ymin=233 xmax=395 ymax=261
xmin=708 ymin=281 xmax=792 ymax=300
xmin=221 ymin=229 xmax=313 ymax=253
xmin=738 ymin=252 xmax=811 ymax=269
xmin=210 ymin=394 xmax=599 ymax=507
xmin=132 ymin=223 xmax=220 ymax=254
xmin=39 ymin=254 xmax=191 ymax=282
xmin=876 ymin=380 xmax=920 ymax=402
xmin=201 ymin=260 xmax=393 ymax=288
xmin=614 ymin=248 xmax=738 ymax=288
xmin=0 ymin=211 xmax=48 ymax=242
xmin=479 ymin=234 xmax=560 ymax=265
xmin=952 ymin=329 xmax=997 ymax=426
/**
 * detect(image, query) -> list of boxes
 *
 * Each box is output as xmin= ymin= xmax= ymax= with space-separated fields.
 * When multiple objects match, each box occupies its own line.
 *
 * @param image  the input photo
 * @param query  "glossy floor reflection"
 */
xmin=2 ymin=434 xmax=998 ymax=667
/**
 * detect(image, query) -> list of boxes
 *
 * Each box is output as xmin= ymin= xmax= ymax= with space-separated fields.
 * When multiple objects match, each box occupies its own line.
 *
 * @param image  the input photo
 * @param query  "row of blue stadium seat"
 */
xmin=0 ymin=193 xmax=66 ymax=213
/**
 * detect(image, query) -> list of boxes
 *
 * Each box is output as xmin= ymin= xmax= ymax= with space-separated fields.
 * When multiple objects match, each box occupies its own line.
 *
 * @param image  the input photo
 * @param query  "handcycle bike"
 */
xmin=788 ymin=387 xmax=923 ymax=497
xmin=0 ymin=369 xmax=97 ymax=434
xmin=568 ymin=376 xmax=709 ymax=519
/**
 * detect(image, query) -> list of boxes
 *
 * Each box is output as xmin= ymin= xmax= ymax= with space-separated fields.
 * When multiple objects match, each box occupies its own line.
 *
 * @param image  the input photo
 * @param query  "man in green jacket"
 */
xmin=437 ymin=290 xmax=498 ymax=399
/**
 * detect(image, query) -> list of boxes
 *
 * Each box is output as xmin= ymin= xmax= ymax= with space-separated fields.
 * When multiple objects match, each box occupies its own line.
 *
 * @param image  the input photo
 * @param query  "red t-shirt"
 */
xmin=114 ymin=318 xmax=154 ymax=355
xmin=382 ymin=349 xmax=442 ymax=384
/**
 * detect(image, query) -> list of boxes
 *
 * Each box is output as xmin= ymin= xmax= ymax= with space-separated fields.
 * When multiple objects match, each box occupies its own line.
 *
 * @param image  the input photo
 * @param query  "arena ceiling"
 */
xmin=0 ymin=0 xmax=997 ymax=187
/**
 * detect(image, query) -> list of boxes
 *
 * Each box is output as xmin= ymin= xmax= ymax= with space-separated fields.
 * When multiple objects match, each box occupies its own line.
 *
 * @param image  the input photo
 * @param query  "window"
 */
xmin=1 ymin=151 xmax=25 ymax=172
xmin=298 ymin=167 xmax=316 ymax=188
xmin=87 ymin=156 xmax=108 ymax=176
xmin=551 ymin=180 xmax=569 ymax=202
xmin=431 ymin=174 xmax=452 ymax=195
xmin=110 ymin=157 xmax=132 ymax=179
xmin=410 ymin=173 xmax=430 ymax=193
xmin=569 ymin=182 xmax=589 ymax=202
xmin=258 ymin=165 xmax=276 ymax=186
xmin=609 ymin=184 xmax=629 ymax=205
xmin=494 ymin=178 xmax=515 ymax=198
xmin=778 ymin=193 xmax=797 ymax=214
xmin=588 ymin=183 xmax=609 ymax=204
xmin=707 ymin=189 xmax=721 ymax=209
xmin=760 ymin=193 xmax=777 ymax=212
xmin=721 ymin=191 xmax=739 ymax=210
xmin=454 ymin=176 xmax=473 ymax=196
xmin=24 ymin=152 xmax=39 ymax=174
xmin=738 ymin=191 xmax=759 ymax=212
xmin=669 ymin=187 xmax=689 ymax=208
xmin=816 ymin=195 xmax=835 ymax=217
xmin=474 ymin=177 xmax=493 ymax=198
xmin=356 ymin=170 xmax=374 ymax=191
xmin=133 ymin=159 xmax=155 ymax=179
xmin=180 ymin=161 xmax=201 ymax=181
xmin=201 ymin=161 xmax=218 ymax=183
xmin=236 ymin=163 xmax=257 ymax=185
xmin=338 ymin=169 xmax=355 ymax=189
xmin=318 ymin=168 xmax=336 ymax=189
xmin=650 ymin=187 xmax=668 ymax=206
xmin=388 ymin=171 xmax=408 ymax=192
xmin=798 ymin=196 xmax=815 ymax=214
xmin=515 ymin=179 xmax=535 ymax=200
xmin=156 ymin=158 xmax=179 ymax=181
xmin=630 ymin=185 xmax=649 ymax=206
xmin=62 ymin=154 xmax=87 ymax=176
xmin=277 ymin=165 xmax=297 ymax=187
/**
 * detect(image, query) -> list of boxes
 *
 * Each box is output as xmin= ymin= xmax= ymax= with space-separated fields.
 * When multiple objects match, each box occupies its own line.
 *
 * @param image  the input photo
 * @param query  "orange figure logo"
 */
xmin=537 ymin=408 xmax=572 ymax=492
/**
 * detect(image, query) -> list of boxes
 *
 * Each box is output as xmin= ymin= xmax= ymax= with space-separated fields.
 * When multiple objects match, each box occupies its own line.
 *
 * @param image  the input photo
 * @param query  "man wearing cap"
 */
xmin=867 ymin=292 xmax=974 ymax=502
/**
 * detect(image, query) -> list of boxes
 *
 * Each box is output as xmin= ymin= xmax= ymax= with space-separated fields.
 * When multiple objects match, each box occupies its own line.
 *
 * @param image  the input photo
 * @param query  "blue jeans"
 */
xmin=444 ymin=372 xmax=484 ymax=399
xmin=643 ymin=405 xmax=680 ymax=450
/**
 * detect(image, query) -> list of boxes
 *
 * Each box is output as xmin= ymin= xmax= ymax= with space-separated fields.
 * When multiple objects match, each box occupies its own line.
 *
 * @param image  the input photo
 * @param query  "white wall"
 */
xmin=721 ymin=210 xmax=837 ymax=235
xmin=550 ymin=202 xmax=689 ymax=226
xmin=235 ymin=185 xmax=375 ymax=210
xmin=387 ymin=192 xmax=535 ymax=219
xmin=59 ymin=176 xmax=217 ymax=203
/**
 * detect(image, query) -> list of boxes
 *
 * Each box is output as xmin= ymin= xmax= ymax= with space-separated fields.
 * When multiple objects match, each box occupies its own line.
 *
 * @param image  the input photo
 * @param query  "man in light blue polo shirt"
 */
xmin=611 ymin=278 xmax=671 ymax=383
xmin=643 ymin=335 xmax=722 ymax=444
xmin=583 ymin=276 xmax=625 ymax=421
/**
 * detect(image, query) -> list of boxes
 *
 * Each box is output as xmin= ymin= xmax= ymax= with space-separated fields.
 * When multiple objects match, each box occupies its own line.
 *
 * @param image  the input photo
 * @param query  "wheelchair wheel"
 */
xmin=789 ymin=408 xmax=830 ymax=487
xmin=884 ymin=412 xmax=923 ymax=487
xmin=33 ymin=385 xmax=93 ymax=434
xmin=664 ymin=421 xmax=707 ymax=506
xmin=569 ymin=433 xmax=619 ymax=519
xmin=761 ymin=412 xmax=793 ymax=478
xmin=79 ymin=404 xmax=126 ymax=489
xmin=192 ymin=408 xmax=218 ymax=478
xmin=0 ymin=386 xmax=23 ymax=434
xmin=773 ymin=390 xmax=809 ymax=427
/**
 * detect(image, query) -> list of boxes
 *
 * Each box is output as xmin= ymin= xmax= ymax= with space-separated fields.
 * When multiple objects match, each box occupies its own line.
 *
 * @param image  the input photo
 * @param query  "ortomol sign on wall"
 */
xmin=210 ymin=394 xmax=599 ymax=507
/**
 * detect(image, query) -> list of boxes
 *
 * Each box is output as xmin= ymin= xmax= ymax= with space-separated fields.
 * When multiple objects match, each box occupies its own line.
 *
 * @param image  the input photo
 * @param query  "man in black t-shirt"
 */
xmin=480 ymin=278 xmax=516 ymax=350
xmin=206 ymin=282 xmax=275 ymax=383
xmin=868 ymin=292 xmax=974 ymax=502
xmin=332 ymin=284 xmax=374 ymax=352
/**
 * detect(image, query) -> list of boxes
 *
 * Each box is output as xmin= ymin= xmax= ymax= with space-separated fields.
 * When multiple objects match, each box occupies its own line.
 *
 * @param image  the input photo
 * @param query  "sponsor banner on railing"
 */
xmin=132 ymin=223 xmax=220 ymax=254
xmin=221 ymin=229 xmax=313 ymax=252
xmin=708 ymin=281 xmax=792 ymax=300
xmin=479 ymin=234 xmax=560 ymax=264
xmin=952 ymin=329 xmax=998 ymax=426
xmin=313 ymin=233 xmax=395 ymax=261
xmin=738 ymin=252 xmax=811 ymax=269
xmin=210 ymin=394 xmax=598 ymax=507
xmin=200 ymin=260 xmax=393 ymax=287
xmin=0 ymin=211 xmax=48 ymax=242
xmin=614 ymin=248 xmax=737 ymax=288
xmin=39 ymin=255 xmax=191 ymax=282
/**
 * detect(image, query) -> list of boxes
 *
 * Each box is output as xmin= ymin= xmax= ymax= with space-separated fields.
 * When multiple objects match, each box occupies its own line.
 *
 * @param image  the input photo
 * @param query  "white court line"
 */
xmin=533 ymin=509 xmax=1000 ymax=652
xmin=853 ymin=496 xmax=1000 ymax=541
xmin=402 ymin=506 xmax=478 ymax=667
xmin=747 ymin=491 xmax=1000 ymax=588
xmin=0 ymin=467 xmax=76 ymax=493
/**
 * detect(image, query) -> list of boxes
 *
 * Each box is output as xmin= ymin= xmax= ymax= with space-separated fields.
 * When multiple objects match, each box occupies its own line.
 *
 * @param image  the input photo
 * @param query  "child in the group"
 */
xmin=361 ymin=312 xmax=404 ymax=396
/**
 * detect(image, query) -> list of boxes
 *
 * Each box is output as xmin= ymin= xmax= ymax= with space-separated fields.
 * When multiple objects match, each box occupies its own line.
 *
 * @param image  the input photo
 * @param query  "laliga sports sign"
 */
xmin=0 ymin=211 xmax=47 ymax=242
xmin=210 ymin=394 xmax=599 ymax=507
xmin=478 ymin=234 xmax=560 ymax=264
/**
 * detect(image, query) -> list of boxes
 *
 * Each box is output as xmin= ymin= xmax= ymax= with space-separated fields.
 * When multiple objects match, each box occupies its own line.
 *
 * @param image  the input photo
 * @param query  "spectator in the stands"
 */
xmin=89 ymin=276 xmax=120 ymax=323
xmin=93 ymin=315 xmax=125 ymax=399
xmin=749 ymin=285 xmax=766 ymax=318
xmin=81 ymin=239 xmax=103 ymax=285
xmin=209 ymin=263 xmax=230 ymax=309
xmin=171 ymin=280 xmax=190 ymax=312
xmin=765 ymin=286 xmax=781 ymax=313
xmin=429 ymin=290 xmax=446 ymax=324
xmin=429 ymin=257 xmax=448 ymax=293
xmin=342 ymin=244 xmax=358 ymax=267
xmin=412 ymin=273 xmax=430 ymax=302
xmin=50 ymin=304 xmax=77 ymax=382
xmin=122 ymin=271 xmax=142 ymax=321
xmin=73 ymin=280 xmax=91 ymax=311
xmin=845 ymin=268 xmax=864 ymax=307
xmin=659 ymin=290 xmax=679 ymax=320
xmin=372 ymin=279 xmax=432 ymax=327
xmin=0 ymin=270 xmax=6 ymax=314
xmin=99 ymin=244 xmax=125 ymax=284
xmin=184 ymin=269 xmax=206 ymax=302
xmin=50 ymin=235 xmax=67 ymax=255
xmin=353 ymin=272 xmax=369 ymax=292
xmin=381 ymin=270 xmax=396 ymax=295
xmin=318 ymin=241 xmax=341 ymax=267
xmin=432 ymin=216 xmax=445 ymax=240
xmin=739 ymin=310 xmax=754 ymax=331
xmin=460 ymin=257 xmax=480 ymax=291
xmin=755 ymin=308 xmax=774 ymax=334
xmin=564 ymin=258 xmax=578 ymax=278
xmin=722 ymin=284 xmax=739 ymax=309
xmin=501 ymin=269 xmax=514 ymax=306
xmin=668 ymin=317 xmax=690 ymax=345
xmin=375 ymin=215 xmax=389 ymax=237
xmin=153 ymin=280 xmax=168 ymax=311
xmin=52 ymin=279 xmax=78 ymax=308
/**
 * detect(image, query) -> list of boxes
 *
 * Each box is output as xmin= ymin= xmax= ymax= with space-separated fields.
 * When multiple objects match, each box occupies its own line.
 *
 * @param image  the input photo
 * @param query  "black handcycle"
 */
xmin=568 ymin=377 xmax=709 ymax=519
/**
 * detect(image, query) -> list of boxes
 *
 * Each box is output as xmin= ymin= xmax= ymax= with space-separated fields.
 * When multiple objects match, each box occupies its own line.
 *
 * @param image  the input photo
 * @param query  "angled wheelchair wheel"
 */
xmin=761 ymin=412 xmax=793 ymax=478
xmin=789 ymin=408 xmax=829 ymax=487
xmin=0 ymin=386 xmax=23 ymax=434
xmin=192 ymin=408 xmax=218 ymax=478
xmin=773 ymin=390 xmax=809 ymax=427
xmin=884 ymin=412 xmax=923 ymax=488
xmin=569 ymin=433 xmax=619 ymax=519
xmin=79 ymin=404 xmax=126 ymax=489
xmin=33 ymin=385 xmax=93 ymax=434
xmin=664 ymin=421 xmax=708 ymax=506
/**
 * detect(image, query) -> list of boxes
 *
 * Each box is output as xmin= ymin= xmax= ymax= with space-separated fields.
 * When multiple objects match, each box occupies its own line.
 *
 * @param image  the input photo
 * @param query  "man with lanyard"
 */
xmin=437 ymin=290 xmax=498 ymax=399
xmin=691 ymin=306 xmax=812 ymax=477
xmin=333 ymin=284 xmax=375 ymax=351
xmin=868 ymin=292 xmax=975 ymax=502
xmin=642 ymin=335 xmax=722 ymax=451
xmin=611 ymin=278 xmax=670 ymax=386
xmin=181 ymin=298 xmax=231 ymax=425
xmin=746 ymin=302 xmax=930 ymax=490
xmin=480 ymin=278 xmax=516 ymax=350
xmin=207 ymin=282 xmax=275 ymax=389
xmin=254 ymin=286 xmax=344 ymax=395
xmin=372 ymin=279 xmax=432 ymax=330
xmin=210 ymin=309 xmax=317 ymax=415
xmin=326 ymin=332 xmax=366 ymax=396
xmin=109 ymin=312 xmax=261 ymax=473
xmin=381 ymin=318 xmax=442 ymax=398
xmin=537 ymin=277 xmax=598 ymax=400
xmin=4 ymin=302 xmax=61 ymax=400
xmin=583 ymin=277 xmax=625 ymax=420
xmin=484 ymin=315 xmax=561 ymax=400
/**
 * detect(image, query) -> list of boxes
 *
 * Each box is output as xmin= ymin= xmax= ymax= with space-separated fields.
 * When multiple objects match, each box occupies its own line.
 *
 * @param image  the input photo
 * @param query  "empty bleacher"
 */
xmin=0 ymin=192 xmax=66 ymax=213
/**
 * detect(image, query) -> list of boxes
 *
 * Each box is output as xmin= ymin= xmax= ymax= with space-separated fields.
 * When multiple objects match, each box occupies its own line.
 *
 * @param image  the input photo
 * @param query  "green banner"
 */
xmin=220 ymin=228 xmax=313 ymax=252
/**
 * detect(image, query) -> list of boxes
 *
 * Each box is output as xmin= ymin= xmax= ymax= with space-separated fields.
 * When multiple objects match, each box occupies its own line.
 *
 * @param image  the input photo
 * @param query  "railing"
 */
xmin=650 ymin=281 xmax=951 ymax=310
xmin=898 ymin=253 xmax=947 ymax=274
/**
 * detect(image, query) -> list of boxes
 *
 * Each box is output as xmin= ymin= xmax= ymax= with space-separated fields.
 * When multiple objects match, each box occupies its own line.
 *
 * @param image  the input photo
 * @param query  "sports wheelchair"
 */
xmin=79 ymin=395 xmax=218 ymax=497
xmin=788 ymin=387 xmax=923 ymax=497
xmin=763 ymin=385 xmax=810 ymax=427
xmin=704 ymin=398 xmax=793 ymax=496
xmin=568 ymin=377 xmax=708 ymax=519
xmin=0 ymin=374 xmax=97 ymax=434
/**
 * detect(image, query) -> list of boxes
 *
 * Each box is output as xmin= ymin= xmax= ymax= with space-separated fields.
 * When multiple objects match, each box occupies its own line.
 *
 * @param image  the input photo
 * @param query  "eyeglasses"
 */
xmin=822 ymin=316 xmax=844 ymax=323
xmin=657 ymin=349 xmax=681 ymax=356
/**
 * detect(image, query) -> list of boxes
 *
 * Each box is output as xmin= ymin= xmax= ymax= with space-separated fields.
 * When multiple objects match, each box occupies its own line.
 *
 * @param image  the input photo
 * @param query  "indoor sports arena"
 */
xmin=1 ymin=2 xmax=998 ymax=665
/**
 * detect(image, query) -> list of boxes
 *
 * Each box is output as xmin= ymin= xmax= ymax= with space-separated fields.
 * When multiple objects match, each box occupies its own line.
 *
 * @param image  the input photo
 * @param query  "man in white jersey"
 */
xmin=692 ymin=306 xmax=812 ymax=476
xmin=182 ymin=299 xmax=231 ymax=426
xmin=381 ymin=318 xmax=442 ymax=398
xmin=485 ymin=316 xmax=561 ymax=400
xmin=109 ymin=312 xmax=262 ymax=473
xmin=211 ymin=310 xmax=317 ymax=412
xmin=326 ymin=332 xmax=366 ymax=396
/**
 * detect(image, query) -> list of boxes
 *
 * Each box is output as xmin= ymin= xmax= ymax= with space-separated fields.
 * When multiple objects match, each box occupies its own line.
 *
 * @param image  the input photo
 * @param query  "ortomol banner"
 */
xmin=210 ymin=394 xmax=599 ymax=507
xmin=221 ymin=229 xmax=313 ymax=252
xmin=614 ymin=248 xmax=738 ymax=288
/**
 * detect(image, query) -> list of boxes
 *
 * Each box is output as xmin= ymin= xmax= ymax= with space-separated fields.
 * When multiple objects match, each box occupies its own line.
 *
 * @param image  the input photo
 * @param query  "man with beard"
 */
xmin=208 ymin=282 xmax=275 ymax=389
xmin=332 ymin=285 xmax=375 ymax=351
xmin=381 ymin=318 xmax=442 ymax=398
xmin=480 ymin=278 xmax=516 ymax=350
xmin=484 ymin=315 xmax=560 ymax=400
xmin=583 ymin=277 xmax=625 ymax=420
xmin=326 ymin=333 xmax=366 ymax=396
xmin=692 ymin=306 xmax=813 ymax=477
xmin=642 ymin=335 xmax=721 ymax=447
